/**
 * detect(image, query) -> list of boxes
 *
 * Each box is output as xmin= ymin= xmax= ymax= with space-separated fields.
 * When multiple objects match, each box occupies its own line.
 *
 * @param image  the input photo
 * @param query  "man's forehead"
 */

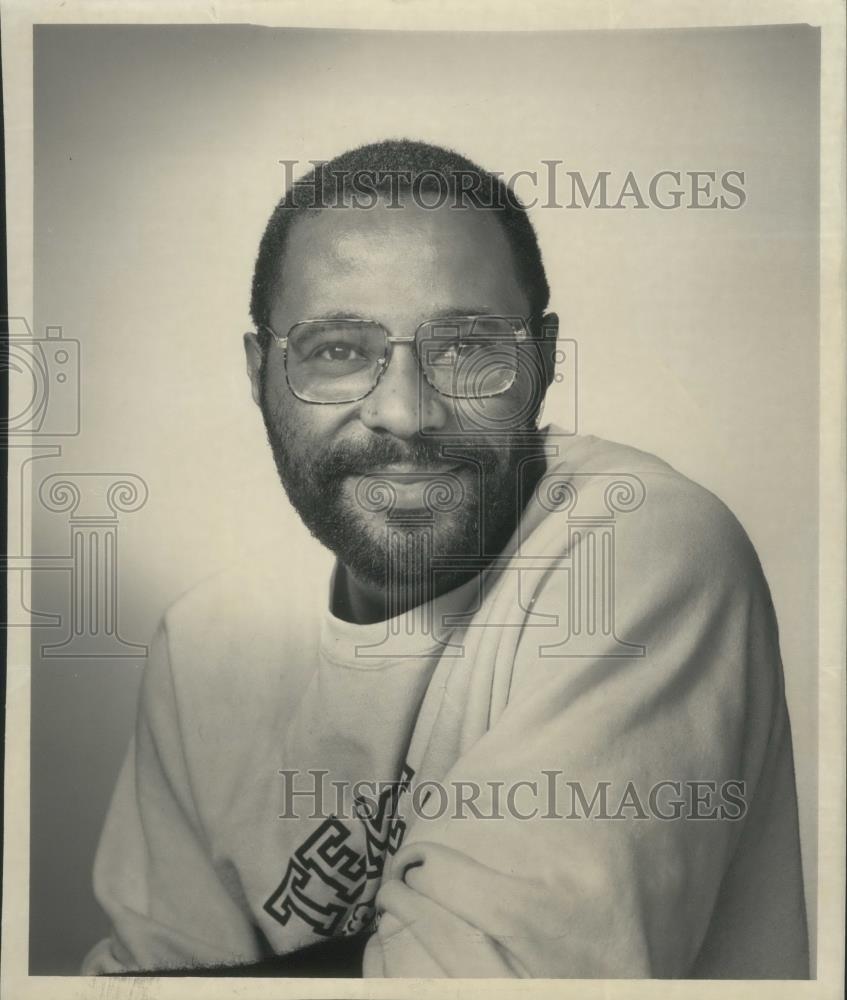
xmin=274 ymin=198 xmax=529 ymax=324
xmin=286 ymin=198 xmax=511 ymax=264
xmin=331 ymin=226 xmax=438 ymax=268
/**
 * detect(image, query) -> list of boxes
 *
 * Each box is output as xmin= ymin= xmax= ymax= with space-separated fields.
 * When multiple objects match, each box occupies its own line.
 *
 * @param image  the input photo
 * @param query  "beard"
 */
xmin=259 ymin=385 xmax=546 ymax=599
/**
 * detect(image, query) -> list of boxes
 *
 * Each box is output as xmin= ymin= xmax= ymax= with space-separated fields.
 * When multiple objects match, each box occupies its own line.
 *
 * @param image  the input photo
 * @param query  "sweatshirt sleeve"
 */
xmin=81 ymin=622 xmax=264 ymax=974
xmin=362 ymin=472 xmax=807 ymax=978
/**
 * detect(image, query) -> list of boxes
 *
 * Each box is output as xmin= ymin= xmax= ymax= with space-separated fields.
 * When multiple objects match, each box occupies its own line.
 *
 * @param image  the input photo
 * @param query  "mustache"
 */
xmin=317 ymin=435 xmax=498 ymax=479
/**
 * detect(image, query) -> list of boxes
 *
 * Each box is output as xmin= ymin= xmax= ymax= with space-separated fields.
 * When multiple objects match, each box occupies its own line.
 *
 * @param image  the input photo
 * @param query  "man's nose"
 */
xmin=359 ymin=343 xmax=448 ymax=439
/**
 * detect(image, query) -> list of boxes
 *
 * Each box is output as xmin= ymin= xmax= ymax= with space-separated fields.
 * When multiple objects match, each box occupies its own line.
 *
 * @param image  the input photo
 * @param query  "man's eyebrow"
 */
xmin=304 ymin=310 xmax=370 ymax=321
xmin=428 ymin=306 xmax=499 ymax=320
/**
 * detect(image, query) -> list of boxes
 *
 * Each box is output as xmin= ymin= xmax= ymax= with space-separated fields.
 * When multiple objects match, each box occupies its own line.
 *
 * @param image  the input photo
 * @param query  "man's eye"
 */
xmin=429 ymin=341 xmax=490 ymax=365
xmin=312 ymin=343 xmax=365 ymax=363
xmin=429 ymin=344 xmax=460 ymax=365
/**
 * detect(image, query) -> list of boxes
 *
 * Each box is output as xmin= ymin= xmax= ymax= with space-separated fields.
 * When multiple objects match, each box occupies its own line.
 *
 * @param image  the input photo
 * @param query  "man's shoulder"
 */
xmin=543 ymin=431 xmax=765 ymax=589
xmin=134 ymin=532 xmax=335 ymax=820
xmin=547 ymin=430 xmax=676 ymax=475
xmin=516 ymin=432 xmax=780 ymax=695
xmin=158 ymin=527 xmax=334 ymax=694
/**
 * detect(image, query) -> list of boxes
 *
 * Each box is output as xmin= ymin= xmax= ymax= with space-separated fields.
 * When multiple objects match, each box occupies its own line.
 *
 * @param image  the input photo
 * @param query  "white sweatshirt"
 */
xmin=81 ymin=431 xmax=809 ymax=978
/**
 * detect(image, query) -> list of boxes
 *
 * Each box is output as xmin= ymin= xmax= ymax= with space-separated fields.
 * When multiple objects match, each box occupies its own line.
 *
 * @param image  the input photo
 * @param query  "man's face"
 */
xmin=246 ymin=196 xmax=553 ymax=595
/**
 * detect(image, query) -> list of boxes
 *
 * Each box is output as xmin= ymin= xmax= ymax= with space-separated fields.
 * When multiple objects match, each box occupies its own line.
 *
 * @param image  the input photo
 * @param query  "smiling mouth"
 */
xmin=360 ymin=464 xmax=463 ymax=484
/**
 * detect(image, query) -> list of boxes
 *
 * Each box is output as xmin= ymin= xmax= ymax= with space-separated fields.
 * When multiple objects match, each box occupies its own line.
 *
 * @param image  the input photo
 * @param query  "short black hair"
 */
xmin=249 ymin=138 xmax=551 ymax=335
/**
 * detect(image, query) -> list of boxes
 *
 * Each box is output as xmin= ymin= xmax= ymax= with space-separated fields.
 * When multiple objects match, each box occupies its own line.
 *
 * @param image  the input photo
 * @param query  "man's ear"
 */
xmin=243 ymin=332 xmax=264 ymax=407
xmin=538 ymin=311 xmax=560 ymax=390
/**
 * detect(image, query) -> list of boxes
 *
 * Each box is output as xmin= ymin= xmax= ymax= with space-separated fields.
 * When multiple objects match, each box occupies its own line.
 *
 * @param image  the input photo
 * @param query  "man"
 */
xmin=82 ymin=139 xmax=809 ymax=978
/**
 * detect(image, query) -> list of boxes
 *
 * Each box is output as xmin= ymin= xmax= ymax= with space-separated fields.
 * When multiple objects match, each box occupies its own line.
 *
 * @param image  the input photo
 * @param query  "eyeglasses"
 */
xmin=261 ymin=315 xmax=532 ymax=404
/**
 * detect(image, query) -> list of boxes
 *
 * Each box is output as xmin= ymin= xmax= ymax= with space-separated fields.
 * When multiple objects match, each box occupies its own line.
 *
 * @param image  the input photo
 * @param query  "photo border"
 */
xmin=2 ymin=1 xmax=844 ymax=998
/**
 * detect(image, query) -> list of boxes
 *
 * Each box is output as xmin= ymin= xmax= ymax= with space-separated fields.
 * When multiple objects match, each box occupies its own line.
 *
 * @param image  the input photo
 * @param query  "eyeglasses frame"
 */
xmin=259 ymin=314 xmax=538 ymax=405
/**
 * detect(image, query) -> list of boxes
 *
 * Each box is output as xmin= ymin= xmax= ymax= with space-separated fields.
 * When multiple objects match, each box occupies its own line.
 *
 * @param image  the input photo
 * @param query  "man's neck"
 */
xmin=333 ymin=560 xmax=478 ymax=625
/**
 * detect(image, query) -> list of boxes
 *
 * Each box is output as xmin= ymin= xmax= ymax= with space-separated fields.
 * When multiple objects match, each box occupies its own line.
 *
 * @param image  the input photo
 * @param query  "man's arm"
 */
xmin=106 ymin=928 xmax=371 ymax=977
xmin=82 ymin=623 xmax=265 ymax=974
xmin=363 ymin=474 xmax=808 ymax=978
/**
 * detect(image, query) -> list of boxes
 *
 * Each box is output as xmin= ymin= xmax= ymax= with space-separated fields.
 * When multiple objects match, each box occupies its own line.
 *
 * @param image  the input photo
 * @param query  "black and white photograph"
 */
xmin=1 ymin=1 xmax=844 ymax=997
